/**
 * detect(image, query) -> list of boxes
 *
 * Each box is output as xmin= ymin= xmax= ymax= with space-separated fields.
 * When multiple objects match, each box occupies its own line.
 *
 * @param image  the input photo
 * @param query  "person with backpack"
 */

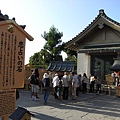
xmin=57 ymin=76 xmax=63 ymax=101
xmin=42 ymin=73 xmax=50 ymax=105
xmin=29 ymin=68 xmax=40 ymax=101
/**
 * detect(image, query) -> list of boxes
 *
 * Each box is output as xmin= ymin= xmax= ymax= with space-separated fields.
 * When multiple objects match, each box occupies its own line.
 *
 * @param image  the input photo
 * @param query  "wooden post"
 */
xmin=0 ymin=14 xmax=33 ymax=118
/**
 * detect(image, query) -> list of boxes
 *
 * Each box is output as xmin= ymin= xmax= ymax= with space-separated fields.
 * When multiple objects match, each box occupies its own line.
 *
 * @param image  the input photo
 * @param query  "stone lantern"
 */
xmin=110 ymin=58 xmax=120 ymax=97
xmin=110 ymin=58 xmax=120 ymax=86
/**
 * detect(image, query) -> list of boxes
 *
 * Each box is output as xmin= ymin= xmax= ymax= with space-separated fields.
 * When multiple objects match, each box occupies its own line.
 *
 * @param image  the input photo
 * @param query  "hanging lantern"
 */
xmin=110 ymin=58 xmax=120 ymax=71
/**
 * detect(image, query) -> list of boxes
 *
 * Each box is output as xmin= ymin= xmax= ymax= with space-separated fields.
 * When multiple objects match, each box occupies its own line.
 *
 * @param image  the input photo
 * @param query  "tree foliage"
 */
xmin=29 ymin=25 xmax=77 ymax=70
xmin=29 ymin=25 xmax=64 ymax=68
xmin=63 ymin=47 xmax=77 ymax=70
xmin=41 ymin=25 xmax=64 ymax=61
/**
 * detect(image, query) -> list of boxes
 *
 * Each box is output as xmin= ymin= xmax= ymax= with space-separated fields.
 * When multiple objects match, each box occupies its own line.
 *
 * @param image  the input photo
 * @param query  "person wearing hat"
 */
xmin=52 ymin=73 xmax=59 ymax=99
xmin=42 ymin=73 xmax=50 ymax=105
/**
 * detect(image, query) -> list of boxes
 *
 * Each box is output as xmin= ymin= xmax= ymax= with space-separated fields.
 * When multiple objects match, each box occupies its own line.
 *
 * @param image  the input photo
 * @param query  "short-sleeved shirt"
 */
xmin=62 ymin=75 xmax=70 ymax=87
xmin=52 ymin=76 xmax=59 ymax=87
xmin=72 ymin=75 xmax=79 ymax=88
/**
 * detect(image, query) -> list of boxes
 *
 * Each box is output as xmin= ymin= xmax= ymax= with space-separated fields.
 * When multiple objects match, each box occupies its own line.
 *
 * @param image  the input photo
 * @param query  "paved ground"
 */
xmin=17 ymin=90 xmax=120 ymax=120
xmin=1 ymin=90 xmax=120 ymax=120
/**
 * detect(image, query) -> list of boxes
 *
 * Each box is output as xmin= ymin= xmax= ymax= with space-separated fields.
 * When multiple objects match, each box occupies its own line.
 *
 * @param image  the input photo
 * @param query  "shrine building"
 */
xmin=65 ymin=9 xmax=120 ymax=83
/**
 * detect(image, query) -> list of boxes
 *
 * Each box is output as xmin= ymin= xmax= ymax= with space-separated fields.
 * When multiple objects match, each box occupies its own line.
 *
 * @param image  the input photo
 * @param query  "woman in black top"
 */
xmin=34 ymin=68 xmax=40 ymax=99
xmin=29 ymin=68 xmax=40 ymax=101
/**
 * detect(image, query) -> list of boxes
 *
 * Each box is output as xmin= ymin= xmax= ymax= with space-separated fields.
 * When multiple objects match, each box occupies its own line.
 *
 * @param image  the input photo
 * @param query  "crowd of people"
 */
xmin=28 ymin=69 xmax=102 ymax=105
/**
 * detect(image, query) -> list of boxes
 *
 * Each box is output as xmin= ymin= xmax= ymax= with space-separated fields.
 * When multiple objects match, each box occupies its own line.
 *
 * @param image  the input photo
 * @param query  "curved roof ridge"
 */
xmin=66 ymin=9 xmax=120 ymax=47
xmin=98 ymin=10 xmax=120 ymax=26
xmin=101 ymin=12 xmax=120 ymax=26
xmin=66 ymin=10 xmax=101 ymax=44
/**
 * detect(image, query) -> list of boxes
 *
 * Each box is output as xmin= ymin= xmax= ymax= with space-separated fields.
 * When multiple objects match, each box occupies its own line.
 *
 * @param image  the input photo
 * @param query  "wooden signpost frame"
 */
xmin=0 ymin=20 xmax=33 ymax=120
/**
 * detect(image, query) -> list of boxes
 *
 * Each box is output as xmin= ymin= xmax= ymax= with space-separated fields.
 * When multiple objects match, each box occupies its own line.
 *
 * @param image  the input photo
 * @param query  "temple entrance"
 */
xmin=91 ymin=54 xmax=116 ymax=83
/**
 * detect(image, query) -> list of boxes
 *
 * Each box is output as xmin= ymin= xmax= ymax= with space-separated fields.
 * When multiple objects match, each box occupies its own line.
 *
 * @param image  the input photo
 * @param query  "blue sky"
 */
xmin=0 ymin=0 xmax=120 ymax=64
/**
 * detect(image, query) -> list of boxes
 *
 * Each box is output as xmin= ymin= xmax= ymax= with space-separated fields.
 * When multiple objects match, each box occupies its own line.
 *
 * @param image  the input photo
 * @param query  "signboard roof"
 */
xmin=0 ymin=20 xmax=34 ymax=41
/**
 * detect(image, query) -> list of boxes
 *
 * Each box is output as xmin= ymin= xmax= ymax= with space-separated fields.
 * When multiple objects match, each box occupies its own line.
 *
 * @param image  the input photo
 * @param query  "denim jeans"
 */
xmin=43 ymin=90 xmax=49 ymax=103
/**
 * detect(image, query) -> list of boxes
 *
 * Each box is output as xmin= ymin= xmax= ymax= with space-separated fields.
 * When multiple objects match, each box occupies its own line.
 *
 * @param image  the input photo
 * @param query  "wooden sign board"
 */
xmin=105 ymin=74 xmax=114 ymax=85
xmin=0 ymin=89 xmax=16 ymax=117
xmin=0 ymin=22 xmax=28 ymax=89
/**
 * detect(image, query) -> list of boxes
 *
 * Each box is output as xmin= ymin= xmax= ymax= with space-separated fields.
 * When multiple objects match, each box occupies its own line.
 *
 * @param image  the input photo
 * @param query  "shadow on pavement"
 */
xmin=16 ymin=90 xmax=120 ymax=119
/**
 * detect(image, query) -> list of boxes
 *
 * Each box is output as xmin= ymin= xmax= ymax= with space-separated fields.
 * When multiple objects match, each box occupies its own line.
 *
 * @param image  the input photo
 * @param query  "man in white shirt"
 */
xmin=52 ymin=73 xmax=59 ymax=99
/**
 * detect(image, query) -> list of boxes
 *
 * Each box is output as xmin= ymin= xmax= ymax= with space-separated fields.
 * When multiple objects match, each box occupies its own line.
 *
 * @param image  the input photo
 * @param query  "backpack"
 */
xmin=30 ymin=74 xmax=36 ymax=84
xmin=42 ymin=78 xmax=50 ymax=88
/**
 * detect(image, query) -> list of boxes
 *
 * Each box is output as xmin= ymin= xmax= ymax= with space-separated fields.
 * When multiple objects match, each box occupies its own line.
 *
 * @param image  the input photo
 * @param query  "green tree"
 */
xmin=29 ymin=25 xmax=64 ymax=68
xmin=29 ymin=26 xmax=78 ymax=70
xmin=29 ymin=52 xmax=43 ymax=68
xmin=63 ymin=47 xmax=77 ymax=70
xmin=41 ymin=25 xmax=64 ymax=62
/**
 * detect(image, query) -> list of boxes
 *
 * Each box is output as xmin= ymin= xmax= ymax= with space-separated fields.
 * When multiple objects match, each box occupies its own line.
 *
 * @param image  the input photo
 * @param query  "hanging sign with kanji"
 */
xmin=0 ymin=20 xmax=33 ymax=90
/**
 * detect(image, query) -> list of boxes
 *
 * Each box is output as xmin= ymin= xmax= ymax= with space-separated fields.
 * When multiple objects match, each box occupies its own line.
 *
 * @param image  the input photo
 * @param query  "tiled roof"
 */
xmin=65 ymin=9 xmax=120 ymax=51
xmin=0 ymin=10 xmax=26 ymax=29
xmin=9 ymin=107 xmax=32 ymax=120
xmin=47 ymin=61 xmax=74 ymax=72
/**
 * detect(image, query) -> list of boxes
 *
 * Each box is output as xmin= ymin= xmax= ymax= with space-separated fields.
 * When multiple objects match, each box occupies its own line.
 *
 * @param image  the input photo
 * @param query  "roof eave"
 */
xmin=65 ymin=15 xmax=101 ymax=49
xmin=65 ymin=10 xmax=120 ymax=50
xmin=0 ymin=20 xmax=34 ymax=41
xmin=103 ymin=18 xmax=120 ymax=32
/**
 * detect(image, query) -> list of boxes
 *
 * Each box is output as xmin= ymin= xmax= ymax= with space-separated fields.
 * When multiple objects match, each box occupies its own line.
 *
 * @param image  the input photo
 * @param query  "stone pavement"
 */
xmin=1 ymin=90 xmax=120 ymax=120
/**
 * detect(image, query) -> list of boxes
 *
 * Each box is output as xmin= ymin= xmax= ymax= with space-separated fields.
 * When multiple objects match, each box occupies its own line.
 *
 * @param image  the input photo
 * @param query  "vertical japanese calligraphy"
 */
xmin=0 ymin=89 xmax=16 ymax=117
xmin=0 ymin=24 xmax=25 ymax=89
xmin=0 ymin=21 xmax=33 ymax=118
xmin=0 ymin=33 xmax=3 ymax=88
xmin=13 ymin=35 xmax=17 ymax=86
xmin=17 ymin=41 xmax=24 ymax=72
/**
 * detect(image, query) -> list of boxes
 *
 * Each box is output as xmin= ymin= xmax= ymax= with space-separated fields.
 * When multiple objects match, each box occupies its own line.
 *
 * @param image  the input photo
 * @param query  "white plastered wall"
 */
xmin=77 ymin=53 xmax=91 ymax=76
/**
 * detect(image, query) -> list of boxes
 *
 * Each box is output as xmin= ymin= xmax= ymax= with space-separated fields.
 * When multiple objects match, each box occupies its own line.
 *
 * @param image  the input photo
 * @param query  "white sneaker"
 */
xmin=31 ymin=96 xmax=34 ymax=101
xmin=33 ymin=96 xmax=36 ymax=101
xmin=32 ymin=96 xmax=36 ymax=101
